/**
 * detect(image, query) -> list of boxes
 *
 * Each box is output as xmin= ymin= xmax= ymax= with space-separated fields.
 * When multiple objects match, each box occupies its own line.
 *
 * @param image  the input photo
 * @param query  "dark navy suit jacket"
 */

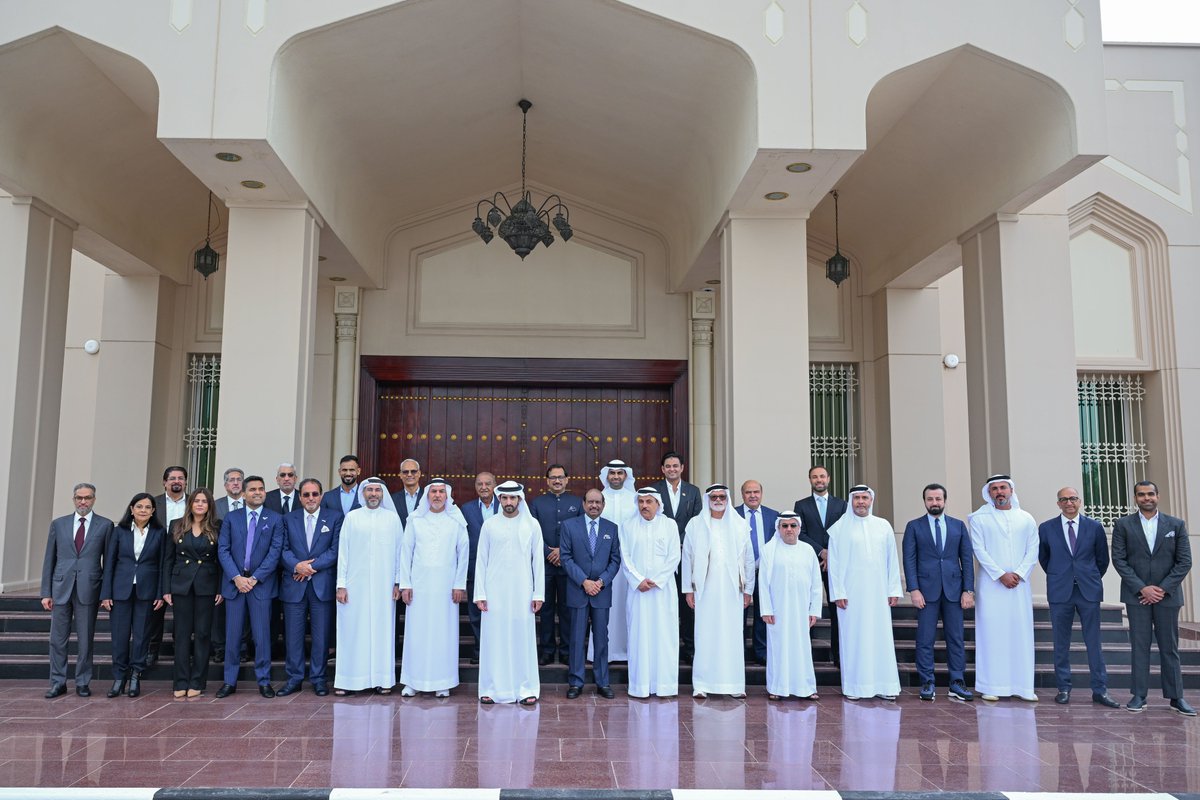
xmin=461 ymin=496 xmax=500 ymax=582
xmin=320 ymin=487 xmax=360 ymax=517
xmin=649 ymin=479 xmax=702 ymax=542
xmin=794 ymin=494 xmax=847 ymax=557
xmin=902 ymin=514 xmax=974 ymax=600
xmin=280 ymin=508 xmax=342 ymax=603
xmin=1038 ymin=514 xmax=1108 ymax=604
xmin=530 ymin=492 xmax=583 ymax=577
xmin=735 ymin=504 xmax=779 ymax=556
xmin=217 ymin=506 xmax=283 ymax=600
xmin=101 ymin=523 xmax=169 ymax=602
xmin=264 ymin=489 xmax=299 ymax=516
xmin=559 ymin=515 xmax=621 ymax=608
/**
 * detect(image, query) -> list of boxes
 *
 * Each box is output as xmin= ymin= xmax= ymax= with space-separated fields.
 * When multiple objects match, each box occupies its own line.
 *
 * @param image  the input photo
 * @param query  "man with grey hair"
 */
xmin=213 ymin=466 xmax=247 ymax=664
xmin=41 ymin=483 xmax=114 ymax=697
xmin=265 ymin=462 xmax=299 ymax=515
xmin=391 ymin=458 xmax=424 ymax=529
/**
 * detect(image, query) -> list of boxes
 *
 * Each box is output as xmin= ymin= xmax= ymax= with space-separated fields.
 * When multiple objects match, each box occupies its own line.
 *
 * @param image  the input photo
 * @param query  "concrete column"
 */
xmin=0 ymin=195 xmax=75 ymax=591
xmin=331 ymin=287 xmax=360 ymax=481
xmin=214 ymin=204 xmax=322 ymax=476
xmin=719 ymin=216 xmax=810 ymax=497
xmin=689 ymin=291 xmax=716 ymax=489
xmin=870 ymin=286 xmax=947 ymax=524
xmin=960 ymin=209 xmax=1082 ymax=529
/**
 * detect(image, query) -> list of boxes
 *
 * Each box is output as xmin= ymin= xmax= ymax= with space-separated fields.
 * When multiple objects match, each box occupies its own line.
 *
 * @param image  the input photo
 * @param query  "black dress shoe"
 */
xmin=1055 ymin=691 xmax=1070 ymax=704
xmin=469 ymin=654 xmax=479 ymax=665
xmin=566 ymin=686 xmax=582 ymax=699
xmin=259 ymin=684 xmax=276 ymax=698
xmin=920 ymin=682 xmax=935 ymax=702
xmin=313 ymin=685 xmax=329 ymax=697
xmin=275 ymin=684 xmax=300 ymax=697
xmin=1170 ymin=698 xmax=1197 ymax=716
xmin=1126 ymin=695 xmax=1146 ymax=712
xmin=145 ymin=651 xmax=159 ymax=668
xmin=45 ymin=684 xmax=66 ymax=699
xmin=597 ymin=686 xmax=615 ymax=699
xmin=127 ymin=674 xmax=141 ymax=698
xmin=754 ymin=655 xmax=767 ymax=667
xmin=1093 ymin=693 xmax=1120 ymax=709
xmin=76 ymin=685 xmax=91 ymax=697
xmin=558 ymin=651 xmax=570 ymax=665
xmin=107 ymin=679 xmax=128 ymax=698
xmin=211 ymin=649 xmax=225 ymax=664
xmin=239 ymin=650 xmax=250 ymax=664
xmin=538 ymin=653 xmax=551 ymax=666
xmin=215 ymin=684 xmax=237 ymax=698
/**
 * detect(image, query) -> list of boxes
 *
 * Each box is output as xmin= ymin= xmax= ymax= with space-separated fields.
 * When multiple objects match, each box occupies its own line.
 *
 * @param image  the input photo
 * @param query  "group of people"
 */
xmin=39 ymin=452 xmax=1194 ymax=714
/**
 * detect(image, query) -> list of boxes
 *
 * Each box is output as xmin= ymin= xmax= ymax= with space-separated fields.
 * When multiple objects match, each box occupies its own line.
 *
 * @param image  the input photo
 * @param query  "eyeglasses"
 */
xmin=779 ymin=522 xmax=800 ymax=529
xmin=1057 ymin=496 xmax=1081 ymax=503
xmin=401 ymin=469 xmax=420 ymax=475
xmin=73 ymin=495 xmax=95 ymax=502
xmin=278 ymin=472 xmax=296 ymax=478
xmin=300 ymin=491 xmax=322 ymax=498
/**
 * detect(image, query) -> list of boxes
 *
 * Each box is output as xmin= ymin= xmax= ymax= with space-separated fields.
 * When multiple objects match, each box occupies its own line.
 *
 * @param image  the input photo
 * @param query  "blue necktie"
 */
xmin=934 ymin=517 xmax=943 ymax=555
xmin=588 ymin=519 xmax=598 ymax=556
xmin=817 ymin=496 xmax=827 ymax=526
xmin=1067 ymin=519 xmax=1076 ymax=555
xmin=245 ymin=510 xmax=258 ymax=566
xmin=750 ymin=509 xmax=760 ymax=560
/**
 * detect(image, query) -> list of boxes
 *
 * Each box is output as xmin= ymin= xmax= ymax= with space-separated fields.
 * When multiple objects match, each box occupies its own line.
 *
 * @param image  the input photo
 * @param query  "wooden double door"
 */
xmin=358 ymin=357 xmax=689 ymax=501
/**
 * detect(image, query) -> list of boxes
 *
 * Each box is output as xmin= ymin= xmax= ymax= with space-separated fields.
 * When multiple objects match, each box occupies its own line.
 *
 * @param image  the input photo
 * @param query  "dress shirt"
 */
xmin=927 ymin=514 xmax=944 ymax=549
xmin=77 ymin=511 xmax=94 ymax=539
xmin=1060 ymin=514 xmax=1080 ymax=552
xmin=164 ymin=495 xmax=187 ymax=526
xmin=131 ymin=522 xmax=150 ymax=583
xmin=279 ymin=492 xmax=296 ymax=514
xmin=815 ymin=494 xmax=829 ymax=526
xmin=1139 ymin=511 xmax=1159 ymax=552
xmin=305 ymin=511 xmax=319 ymax=550
xmin=228 ymin=497 xmax=244 ymax=512
xmin=666 ymin=480 xmax=682 ymax=514
xmin=402 ymin=491 xmax=420 ymax=513
xmin=747 ymin=507 xmax=766 ymax=566
xmin=339 ymin=486 xmax=356 ymax=515
xmin=479 ymin=499 xmax=495 ymax=520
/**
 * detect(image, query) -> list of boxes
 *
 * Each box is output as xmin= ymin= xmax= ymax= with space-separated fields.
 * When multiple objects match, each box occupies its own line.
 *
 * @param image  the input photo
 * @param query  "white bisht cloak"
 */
xmin=398 ymin=499 xmax=469 ymax=692
xmin=682 ymin=505 xmax=754 ymax=695
xmin=968 ymin=500 xmax=1039 ymax=697
xmin=759 ymin=536 xmax=824 ymax=698
xmin=620 ymin=510 xmax=681 ymax=697
xmin=828 ymin=508 xmax=902 ymax=698
xmin=474 ymin=511 xmax=545 ymax=702
xmin=335 ymin=502 xmax=403 ymax=690
xmin=594 ymin=477 xmax=637 ymax=661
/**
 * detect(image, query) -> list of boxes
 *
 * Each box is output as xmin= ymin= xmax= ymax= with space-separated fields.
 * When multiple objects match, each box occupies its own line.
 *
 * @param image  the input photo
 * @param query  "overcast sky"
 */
xmin=1101 ymin=0 xmax=1200 ymax=42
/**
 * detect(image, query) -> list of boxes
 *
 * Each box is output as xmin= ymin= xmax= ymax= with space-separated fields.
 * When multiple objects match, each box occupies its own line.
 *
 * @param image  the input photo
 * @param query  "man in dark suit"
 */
xmin=148 ymin=465 xmax=188 ymax=666
xmin=278 ymin=478 xmax=342 ymax=697
xmin=321 ymin=454 xmax=362 ymax=517
xmin=560 ymin=489 xmax=621 ymax=698
xmin=263 ymin=462 xmax=299 ymax=514
xmin=1111 ymin=480 xmax=1194 ymax=715
xmin=214 ymin=467 xmax=246 ymax=520
xmin=648 ymin=451 xmax=702 ymax=661
xmin=794 ymin=465 xmax=847 ymax=666
xmin=213 ymin=466 xmax=246 ymax=664
xmin=40 ymin=482 xmax=113 ymax=698
xmin=901 ymin=482 xmax=974 ymax=702
xmin=391 ymin=458 xmax=424 ymax=528
xmin=461 ymin=471 xmax=499 ymax=663
xmin=529 ymin=464 xmax=583 ymax=665
xmin=1038 ymin=486 xmax=1119 ymax=707
xmin=735 ymin=479 xmax=778 ymax=666
xmin=215 ymin=475 xmax=284 ymax=698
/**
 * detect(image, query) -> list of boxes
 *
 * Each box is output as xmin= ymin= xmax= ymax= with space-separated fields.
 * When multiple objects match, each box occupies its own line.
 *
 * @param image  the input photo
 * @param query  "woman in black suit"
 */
xmin=163 ymin=488 xmax=222 ymax=698
xmin=100 ymin=492 xmax=168 ymax=698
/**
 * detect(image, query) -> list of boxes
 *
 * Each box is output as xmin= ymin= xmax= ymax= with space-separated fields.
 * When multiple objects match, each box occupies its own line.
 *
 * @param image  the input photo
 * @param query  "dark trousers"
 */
xmin=172 ymin=592 xmax=215 ymax=690
xmin=568 ymin=604 xmax=610 ymax=688
xmin=1126 ymin=602 xmax=1183 ymax=699
xmin=679 ymin=569 xmax=695 ymax=657
xmin=821 ymin=569 xmax=839 ymax=665
xmin=48 ymin=596 xmax=98 ymax=686
xmin=1050 ymin=589 xmax=1107 ymax=693
xmin=211 ymin=598 xmax=249 ymax=656
xmin=914 ymin=592 xmax=966 ymax=684
xmin=539 ymin=573 xmax=570 ymax=657
xmin=466 ymin=576 xmax=482 ymax=656
xmin=224 ymin=592 xmax=273 ymax=686
xmin=110 ymin=596 xmax=153 ymax=680
xmin=282 ymin=592 xmax=333 ymax=687
xmin=747 ymin=582 xmax=767 ymax=661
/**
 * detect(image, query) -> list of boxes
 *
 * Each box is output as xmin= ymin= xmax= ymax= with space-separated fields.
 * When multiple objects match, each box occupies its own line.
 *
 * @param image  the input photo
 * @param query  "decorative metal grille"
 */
xmin=810 ymin=363 xmax=861 ymax=498
xmin=184 ymin=354 xmax=221 ymax=491
xmin=1078 ymin=373 xmax=1148 ymax=527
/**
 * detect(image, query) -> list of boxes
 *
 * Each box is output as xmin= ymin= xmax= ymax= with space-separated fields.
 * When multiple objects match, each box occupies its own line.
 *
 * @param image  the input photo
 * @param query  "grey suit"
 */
xmin=40 ymin=512 xmax=114 ymax=687
xmin=1111 ymin=511 xmax=1192 ymax=699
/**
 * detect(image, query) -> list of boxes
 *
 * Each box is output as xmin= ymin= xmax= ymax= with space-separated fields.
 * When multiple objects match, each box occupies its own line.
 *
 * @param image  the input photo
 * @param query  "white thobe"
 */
xmin=335 ymin=507 xmax=403 ymax=690
xmin=596 ymin=488 xmax=636 ymax=661
xmin=682 ymin=514 xmax=755 ymax=695
xmin=968 ymin=506 xmax=1039 ymax=697
xmin=759 ymin=538 xmax=824 ymax=698
xmin=474 ymin=513 xmax=545 ymax=702
xmin=620 ymin=514 xmax=681 ymax=697
xmin=397 ymin=511 xmax=469 ymax=692
xmin=828 ymin=514 xmax=902 ymax=698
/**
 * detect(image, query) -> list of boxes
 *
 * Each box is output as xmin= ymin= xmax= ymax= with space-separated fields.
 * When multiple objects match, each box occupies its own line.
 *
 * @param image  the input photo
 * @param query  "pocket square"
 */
xmin=321 ymin=525 xmax=330 ymax=533
xmin=1166 ymin=531 xmax=1176 ymax=538
xmin=603 ymin=534 xmax=612 ymax=540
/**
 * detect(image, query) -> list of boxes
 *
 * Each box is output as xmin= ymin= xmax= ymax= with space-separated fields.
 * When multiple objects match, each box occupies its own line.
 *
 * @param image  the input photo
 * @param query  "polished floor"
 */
xmin=0 ymin=680 xmax=1197 ymax=791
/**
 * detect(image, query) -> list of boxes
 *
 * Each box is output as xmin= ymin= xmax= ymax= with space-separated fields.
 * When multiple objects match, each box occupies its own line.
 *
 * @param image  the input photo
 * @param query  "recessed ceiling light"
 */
xmin=785 ymin=162 xmax=812 ymax=173
xmin=215 ymin=152 xmax=242 ymax=162
xmin=764 ymin=191 xmax=789 ymax=201
xmin=706 ymin=279 xmax=721 ymax=285
xmin=329 ymin=276 xmax=346 ymax=282
xmin=240 ymin=180 xmax=265 ymax=189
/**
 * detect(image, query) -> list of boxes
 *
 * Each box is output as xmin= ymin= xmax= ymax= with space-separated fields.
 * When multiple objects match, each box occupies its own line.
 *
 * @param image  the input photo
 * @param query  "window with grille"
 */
xmin=810 ymin=363 xmax=861 ymax=498
xmin=1078 ymin=373 xmax=1148 ymax=527
xmin=184 ymin=354 xmax=221 ymax=491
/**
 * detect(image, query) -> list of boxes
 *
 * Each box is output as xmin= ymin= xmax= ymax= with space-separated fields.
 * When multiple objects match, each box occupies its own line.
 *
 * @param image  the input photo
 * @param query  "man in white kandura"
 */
xmin=399 ymin=478 xmax=470 ymax=698
xmin=759 ymin=511 xmax=824 ymax=701
xmin=682 ymin=484 xmax=754 ymax=699
xmin=595 ymin=459 xmax=636 ymax=662
xmin=622 ymin=487 xmax=682 ymax=698
xmin=969 ymin=474 xmax=1039 ymax=703
xmin=828 ymin=485 xmax=902 ymax=701
xmin=475 ymin=481 xmax=545 ymax=705
xmin=335 ymin=478 xmax=403 ymax=696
